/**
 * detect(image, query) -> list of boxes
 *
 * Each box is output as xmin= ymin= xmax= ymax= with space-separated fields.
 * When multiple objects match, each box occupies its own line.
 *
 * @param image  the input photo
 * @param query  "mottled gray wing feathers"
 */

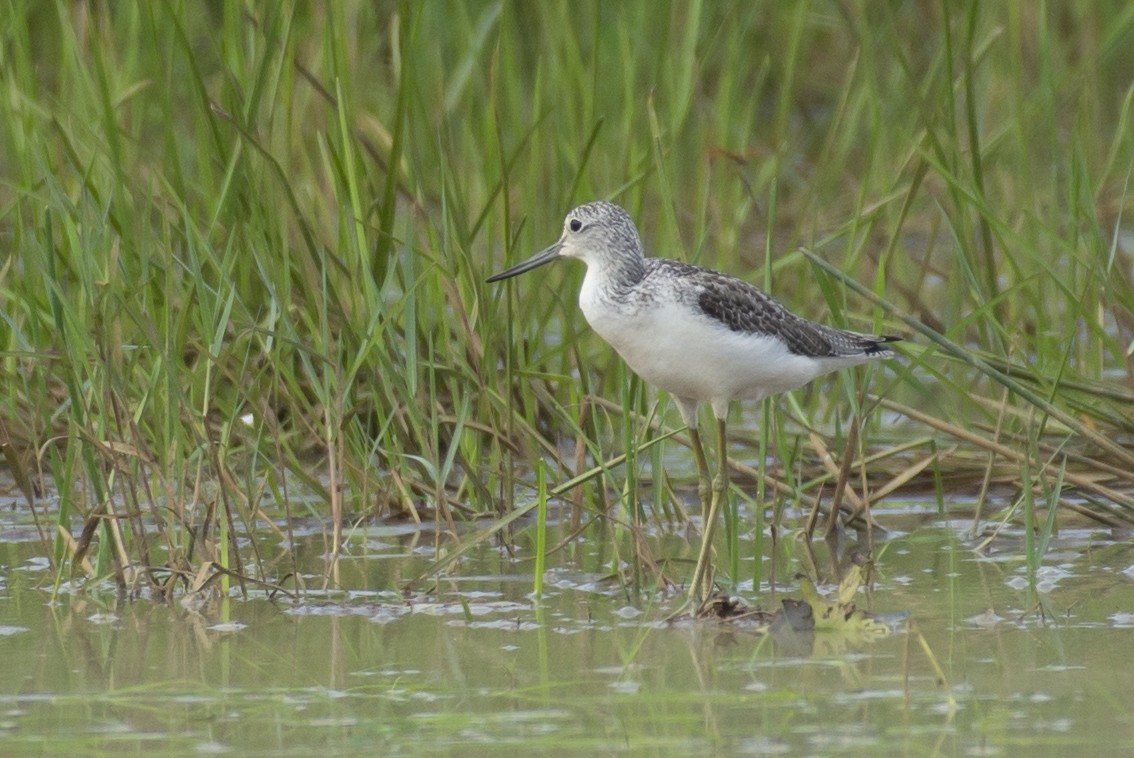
xmin=653 ymin=260 xmax=899 ymax=359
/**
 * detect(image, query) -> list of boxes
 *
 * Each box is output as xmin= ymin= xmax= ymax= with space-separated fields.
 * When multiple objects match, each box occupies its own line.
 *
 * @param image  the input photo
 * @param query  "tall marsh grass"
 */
xmin=1 ymin=1 xmax=1132 ymax=595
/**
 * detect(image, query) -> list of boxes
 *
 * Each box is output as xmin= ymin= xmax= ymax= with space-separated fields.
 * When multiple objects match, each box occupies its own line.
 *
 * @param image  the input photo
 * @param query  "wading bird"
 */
xmin=488 ymin=201 xmax=900 ymax=604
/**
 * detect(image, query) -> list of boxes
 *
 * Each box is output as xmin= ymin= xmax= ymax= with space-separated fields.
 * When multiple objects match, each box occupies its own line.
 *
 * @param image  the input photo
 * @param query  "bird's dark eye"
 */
xmin=568 ymin=218 xmax=583 ymax=232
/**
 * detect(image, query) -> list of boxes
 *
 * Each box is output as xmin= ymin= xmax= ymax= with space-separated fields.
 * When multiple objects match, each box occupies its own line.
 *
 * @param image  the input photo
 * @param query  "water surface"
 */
xmin=2 ymin=502 xmax=1133 ymax=755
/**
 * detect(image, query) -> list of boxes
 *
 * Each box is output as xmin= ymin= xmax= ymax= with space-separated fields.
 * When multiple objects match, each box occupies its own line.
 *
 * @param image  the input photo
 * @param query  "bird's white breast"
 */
xmin=578 ymin=271 xmax=834 ymax=407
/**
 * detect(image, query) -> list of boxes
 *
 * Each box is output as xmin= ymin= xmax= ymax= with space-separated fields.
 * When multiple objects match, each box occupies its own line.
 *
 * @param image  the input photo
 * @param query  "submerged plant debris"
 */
xmin=681 ymin=562 xmax=893 ymax=643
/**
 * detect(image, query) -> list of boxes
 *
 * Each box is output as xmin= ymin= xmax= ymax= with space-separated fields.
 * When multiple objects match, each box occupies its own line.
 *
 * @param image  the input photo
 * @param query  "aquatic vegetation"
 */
xmin=0 ymin=2 xmax=1131 ymax=595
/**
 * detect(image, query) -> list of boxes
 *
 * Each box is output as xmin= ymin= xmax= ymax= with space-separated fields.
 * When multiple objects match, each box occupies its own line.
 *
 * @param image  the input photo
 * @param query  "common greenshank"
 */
xmin=488 ymin=201 xmax=900 ymax=604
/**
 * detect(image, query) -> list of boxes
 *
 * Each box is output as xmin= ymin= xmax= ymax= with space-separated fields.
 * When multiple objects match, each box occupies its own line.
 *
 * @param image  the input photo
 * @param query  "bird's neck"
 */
xmin=593 ymin=251 xmax=647 ymax=292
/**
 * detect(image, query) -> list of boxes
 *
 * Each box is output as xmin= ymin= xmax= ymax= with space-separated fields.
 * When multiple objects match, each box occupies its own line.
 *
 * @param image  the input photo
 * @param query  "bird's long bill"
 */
xmin=486 ymin=240 xmax=564 ymax=283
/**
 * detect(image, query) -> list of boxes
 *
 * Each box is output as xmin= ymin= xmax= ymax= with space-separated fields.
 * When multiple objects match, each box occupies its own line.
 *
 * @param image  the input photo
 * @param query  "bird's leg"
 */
xmin=687 ymin=425 xmax=712 ymax=523
xmin=688 ymin=416 xmax=729 ymax=604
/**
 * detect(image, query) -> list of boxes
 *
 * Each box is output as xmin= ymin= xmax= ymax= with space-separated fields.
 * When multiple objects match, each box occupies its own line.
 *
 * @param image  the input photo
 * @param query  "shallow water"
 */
xmin=2 ymin=501 xmax=1133 ymax=755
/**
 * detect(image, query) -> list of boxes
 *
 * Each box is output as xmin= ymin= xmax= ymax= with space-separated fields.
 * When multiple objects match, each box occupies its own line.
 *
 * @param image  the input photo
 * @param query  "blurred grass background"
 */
xmin=1 ymin=1 xmax=1133 ymax=593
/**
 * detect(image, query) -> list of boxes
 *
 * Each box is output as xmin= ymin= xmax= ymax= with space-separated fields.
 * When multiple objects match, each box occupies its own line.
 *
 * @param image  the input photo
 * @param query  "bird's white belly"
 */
xmin=580 ymin=294 xmax=828 ymax=405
